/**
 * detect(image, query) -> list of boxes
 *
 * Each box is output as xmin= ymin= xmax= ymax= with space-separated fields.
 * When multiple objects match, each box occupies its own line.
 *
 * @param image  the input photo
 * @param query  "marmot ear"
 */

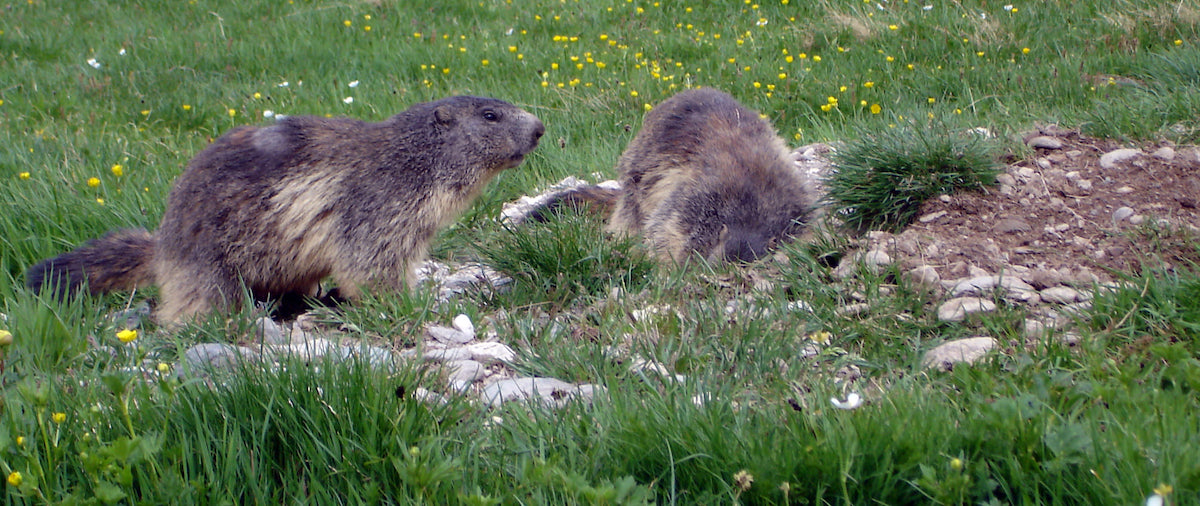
xmin=434 ymin=105 xmax=456 ymax=126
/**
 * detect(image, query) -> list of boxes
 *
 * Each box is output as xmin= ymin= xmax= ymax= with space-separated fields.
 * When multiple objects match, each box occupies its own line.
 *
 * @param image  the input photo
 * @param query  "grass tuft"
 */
xmin=824 ymin=122 xmax=1000 ymax=232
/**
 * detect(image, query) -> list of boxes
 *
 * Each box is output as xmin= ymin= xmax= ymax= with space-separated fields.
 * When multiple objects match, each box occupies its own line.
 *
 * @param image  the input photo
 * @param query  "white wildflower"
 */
xmin=348 ymin=80 xmax=359 ymax=88
xmin=87 ymin=58 xmax=101 ymax=69
xmin=830 ymin=392 xmax=863 ymax=410
xmin=343 ymin=96 xmax=354 ymax=104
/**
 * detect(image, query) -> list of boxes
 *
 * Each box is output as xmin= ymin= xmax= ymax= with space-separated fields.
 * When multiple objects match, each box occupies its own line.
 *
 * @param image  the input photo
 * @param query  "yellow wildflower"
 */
xmin=87 ymin=177 xmax=100 ymax=188
xmin=7 ymin=471 xmax=21 ymax=487
xmin=870 ymin=104 xmax=881 ymax=114
xmin=52 ymin=412 xmax=66 ymax=424
xmin=117 ymin=329 xmax=138 ymax=344
xmin=0 ymin=329 xmax=11 ymax=345
xmin=111 ymin=164 xmax=123 ymax=177
xmin=1022 ymin=47 xmax=1030 ymax=54
xmin=18 ymin=172 xmax=30 ymax=180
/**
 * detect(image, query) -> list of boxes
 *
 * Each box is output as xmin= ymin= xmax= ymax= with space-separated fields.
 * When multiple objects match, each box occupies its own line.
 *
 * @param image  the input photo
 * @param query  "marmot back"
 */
xmin=27 ymin=95 xmax=544 ymax=323
xmin=535 ymin=88 xmax=812 ymax=262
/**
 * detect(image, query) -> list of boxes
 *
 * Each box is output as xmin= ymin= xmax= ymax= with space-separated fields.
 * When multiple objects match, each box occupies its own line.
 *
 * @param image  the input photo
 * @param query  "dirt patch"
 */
xmin=870 ymin=127 xmax=1200 ymax=287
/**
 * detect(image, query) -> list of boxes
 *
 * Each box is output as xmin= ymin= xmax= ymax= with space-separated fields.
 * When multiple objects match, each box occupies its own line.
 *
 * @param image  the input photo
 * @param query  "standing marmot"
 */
xmin=534 ymin=87 xmax=812 ymax=262
xmin=27 ymin=95 xmax=544 ymax=323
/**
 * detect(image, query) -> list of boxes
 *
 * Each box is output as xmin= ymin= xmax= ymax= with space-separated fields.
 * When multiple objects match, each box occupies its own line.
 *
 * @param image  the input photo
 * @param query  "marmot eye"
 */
xmin=482 ymin=110 xmax=500 ymax=122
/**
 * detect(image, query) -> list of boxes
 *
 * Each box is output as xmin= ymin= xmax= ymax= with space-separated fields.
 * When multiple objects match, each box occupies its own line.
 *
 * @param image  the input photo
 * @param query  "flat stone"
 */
xmin=1112 ymin=206 xmax=1135 ymax=222
xmin=1151 ymin=146 xmax=1175 ymax=161
xmin=863 ymin=249 xmax=892 ymax=269
xmin=481 ymin=377 xmax=588 ymax=407
xmin=1026 ymin=136 xmax=1064 ymax=149
xmin=922 ymin=337 xmax=998 ymax=370
xmin=918 ymin=210 xmax=948 ymax=223
xmin=444 ymin=360 xmax=486 ymax=391
xmin=936 ymin=297 xmax=997 ymax=322
xmin=1099 ymin=148 xmax=1142 ymax=169
xmin=426 ymin=325 xmax=473 ymax=345
xmin=950 ymin=275 xmax=1038 ymax=302
xmin=905 ymin=265 xmax=941 ymax=290
xmin=269 ymin=338 xmax=348 ymax=361
xmin=994 ymin=218 xmax=1032 ymax=234
xmin=1040 ymin=286 xmax=1091 ymax=304
xmin=184 ymin=343 xmax=261 ymax=370
xmin=254 ymin=317 xmax=288 ymax=345
xmin=423 ymin=347 xmax=472 ymax=362
xmin=465 ymin=341 xmax=516 ymax=364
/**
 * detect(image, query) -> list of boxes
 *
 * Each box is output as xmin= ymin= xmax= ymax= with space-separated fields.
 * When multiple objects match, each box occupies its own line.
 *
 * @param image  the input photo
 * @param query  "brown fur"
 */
xmin=27 ymin=96 xmax=544 ymax=323
xmin=535 ymin=88 xmax=812 ymax=262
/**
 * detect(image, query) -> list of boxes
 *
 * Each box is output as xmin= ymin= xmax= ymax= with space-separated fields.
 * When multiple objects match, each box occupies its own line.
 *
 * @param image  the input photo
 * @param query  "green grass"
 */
xmin=824 ymin=120 xmax=1000 ymax=232
xmin=1 ymin=0 xmax=1199 ymax=504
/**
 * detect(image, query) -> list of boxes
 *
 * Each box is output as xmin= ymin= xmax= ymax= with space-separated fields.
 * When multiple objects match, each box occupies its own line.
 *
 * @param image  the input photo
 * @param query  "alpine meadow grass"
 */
xmin=1 ymin=0 xmax=1198 ymax=504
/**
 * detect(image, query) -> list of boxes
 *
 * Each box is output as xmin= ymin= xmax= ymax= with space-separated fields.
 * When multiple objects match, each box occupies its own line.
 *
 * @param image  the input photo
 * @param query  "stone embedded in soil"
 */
xmin=922 ymin=337 xmax=998 ymax=370
xmin=426 ymin=325 xmax=474 ymax=345
xmin=1026 ymin=136 xmax=1064 ymax=149
xmin=481 ymin=377 xmax=601 ymax=407
xmin=994 ymin=218 xmax=1032 ymax=234
xmin=1151 ymin=146 xmax=1176 ymax=161
xmin=1112 ymin=207 xmax=1135 ymax=222
xmin=444 ymin=360 xmax=486 ymax=391
xmin=905 ymin=265 xmax=941 ymax=290
xmin=949 ymin=276 xmax=1038 ymax=303
xmin=1039 ymin=286 xmax=1091 ymax=305
xmin=464 ymin=341 xmax=516 ymax=364
xmin=255 ymin=317 xmax=288 ymax=345
xmin=936 ymin=297 xmax=997 ymax=322
xmin=1099 ymin=148 xmax=1142 ymax=169
xmin=184 ymin=343 xmax=261 ymax=370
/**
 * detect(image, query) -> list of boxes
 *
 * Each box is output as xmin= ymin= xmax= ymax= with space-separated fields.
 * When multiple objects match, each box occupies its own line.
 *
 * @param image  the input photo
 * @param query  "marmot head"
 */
xmin=674 ymin=174 xmax=811 ymax=263
xmin=421 ymin=96 xmax=545 ymax=172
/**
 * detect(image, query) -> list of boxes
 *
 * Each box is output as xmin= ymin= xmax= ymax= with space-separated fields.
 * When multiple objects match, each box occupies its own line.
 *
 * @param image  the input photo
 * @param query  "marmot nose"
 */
xmin=532 ymin=120 xmax=545 ymax=141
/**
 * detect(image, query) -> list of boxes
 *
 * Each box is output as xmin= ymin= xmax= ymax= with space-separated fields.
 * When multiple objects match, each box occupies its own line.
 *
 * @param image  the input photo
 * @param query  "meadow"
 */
xmin=0 ymin=0 xmax=1198 ymax=503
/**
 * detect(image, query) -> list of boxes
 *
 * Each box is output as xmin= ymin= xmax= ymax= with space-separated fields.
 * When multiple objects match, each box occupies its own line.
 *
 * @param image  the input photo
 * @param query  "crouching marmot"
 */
xmin=27 ymin=95 xmax=544 ymax=323
xmin=535 ymin=87 xmax=812 ymax=262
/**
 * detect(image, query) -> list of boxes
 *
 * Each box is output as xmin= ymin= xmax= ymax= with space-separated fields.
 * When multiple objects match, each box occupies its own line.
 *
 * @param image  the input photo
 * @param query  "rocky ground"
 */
xmin=170 ymin=128 xmax=1200 ymax=406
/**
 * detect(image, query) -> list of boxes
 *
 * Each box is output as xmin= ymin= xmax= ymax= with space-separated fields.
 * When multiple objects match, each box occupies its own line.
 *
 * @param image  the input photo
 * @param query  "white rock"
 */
xmin=426 ymin=325 xmax=473 ymax=345
xmin=444 ymin=360 xmax=486 ymax=390
xmin=1099 ymin=148 xmax=1142 ymax=169
xmin=936 ymin=297 xmax=997 ymax=322
xmin=481 ymin=377 xmax=592 ymax=407
xmin=1026 ymin=136 xmax=1064 ymax=149
xmin=864 ymin=249 xmax=892 ymax=269
xmin=254 ymin=317 xmax=288 ymax=345
xmin=465 ymin=341 xmax=516 ymax=364
xmin=950 ymin=276 xmax=1037 ymax=302
xmin=452 ymin=314 xmax=476 ymax=339
xmin=918 ymin=210 xmax=948 ymax=223
xmin=1151 ymin=146 xmax=1175 ymax=161
xmin=1039 ymin=286 xmax=1091 ymax=304
xmin=905 ymin=265 xmax=941 ymax=289
xmin=184 ymin=343 xmax=261 ymax=370
xmin=1112 ymin=206 xmax=1135 ymax=222
xmin=922 ymin=337 xmax=997 ymax=370
xmin=270 ymin=338 xmax=347 ymax=361
xmin=423 ymin=347 xmax=472 ymax=362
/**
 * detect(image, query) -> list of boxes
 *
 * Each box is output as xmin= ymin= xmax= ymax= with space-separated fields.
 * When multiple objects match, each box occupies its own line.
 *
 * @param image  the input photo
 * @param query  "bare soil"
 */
xmin=874 ymin=128 xmax=1200 ymax=286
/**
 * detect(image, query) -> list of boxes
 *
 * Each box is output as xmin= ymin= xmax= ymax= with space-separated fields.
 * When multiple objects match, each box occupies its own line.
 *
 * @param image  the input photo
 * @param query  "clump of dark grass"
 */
xmin=823 ymin=124 xmax=1000 ymax=232
xmin=476 ymin=211 xmax=655 ymax=310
